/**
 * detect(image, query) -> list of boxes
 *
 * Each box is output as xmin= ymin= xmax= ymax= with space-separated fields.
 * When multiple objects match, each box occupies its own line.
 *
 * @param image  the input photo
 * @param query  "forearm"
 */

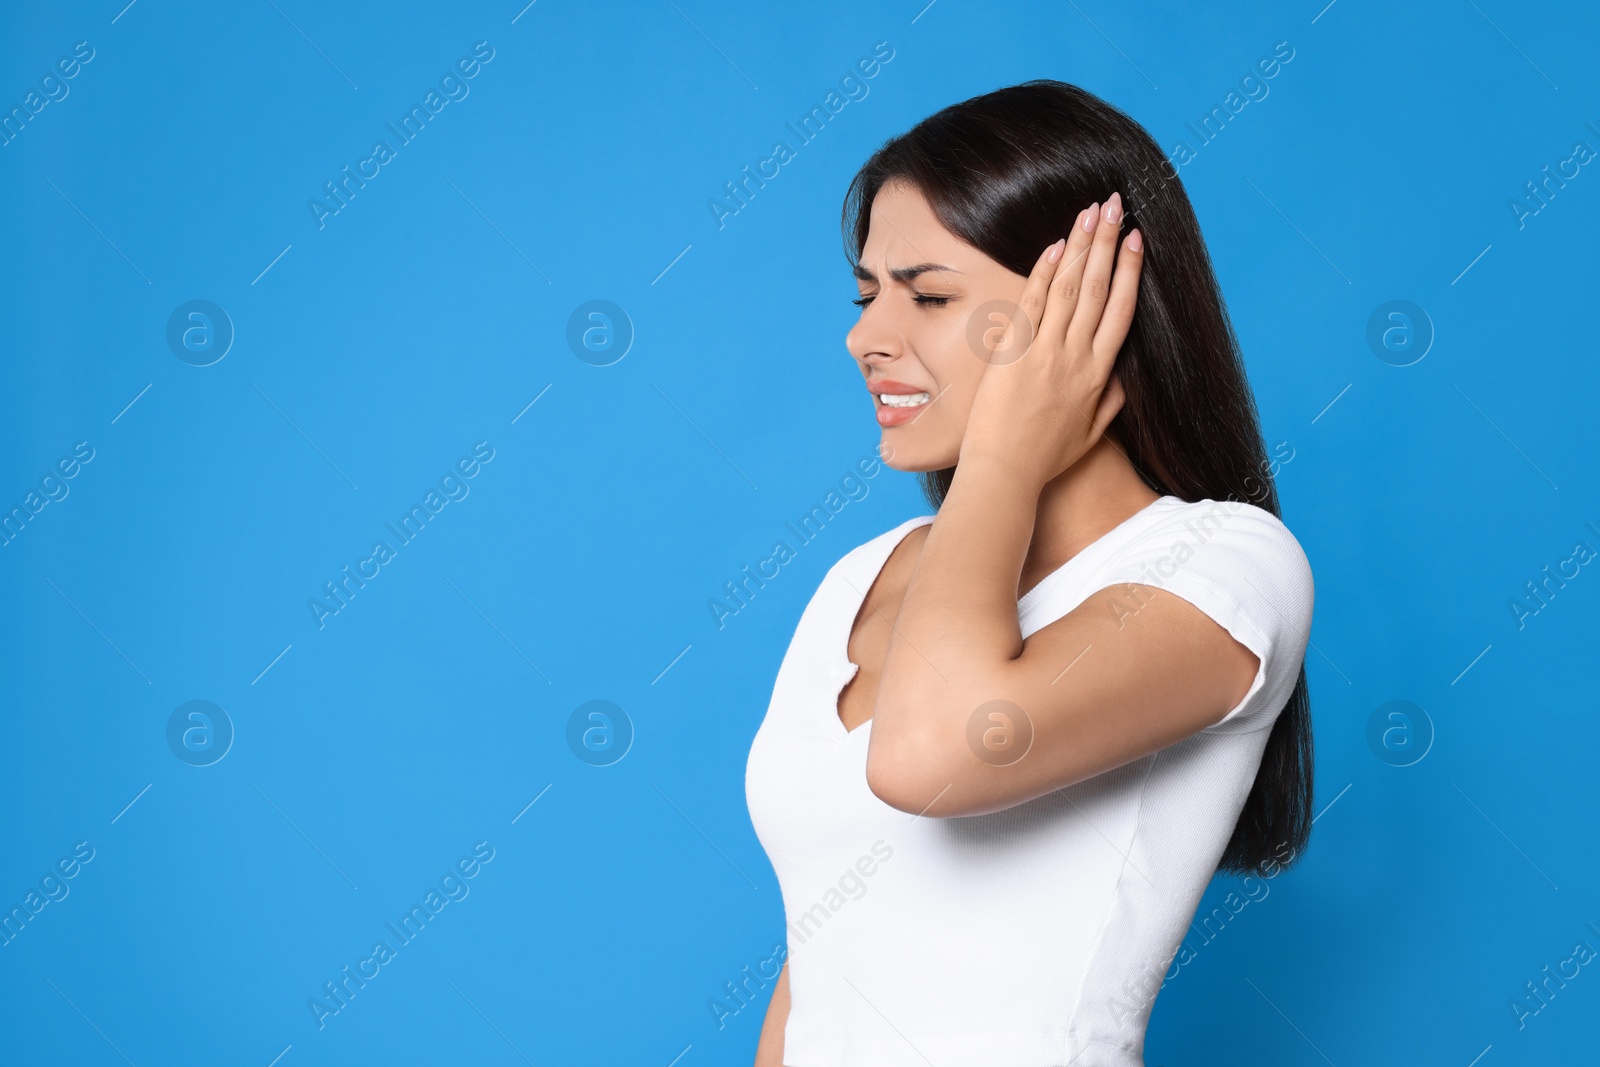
xmin=753 ymin=960 xmax=789 ymax=1067
xmin=875 ymin=453 xmax=1041 ymax=733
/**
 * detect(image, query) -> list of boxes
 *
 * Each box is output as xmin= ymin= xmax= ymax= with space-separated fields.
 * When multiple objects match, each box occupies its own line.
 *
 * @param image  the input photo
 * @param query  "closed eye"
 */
xmin=852 ymin=294 xmax=951 ymax=308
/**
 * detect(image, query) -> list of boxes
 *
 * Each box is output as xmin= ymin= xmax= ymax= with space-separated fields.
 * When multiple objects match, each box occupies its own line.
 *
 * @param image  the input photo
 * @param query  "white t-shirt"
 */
xmin=744 ymin=494 xmax=1314 ymax=1066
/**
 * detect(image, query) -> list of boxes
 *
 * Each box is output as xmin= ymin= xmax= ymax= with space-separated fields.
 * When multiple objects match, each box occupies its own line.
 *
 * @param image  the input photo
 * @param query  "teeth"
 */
xmin=880 ymin=392 xmax=930 ymax=408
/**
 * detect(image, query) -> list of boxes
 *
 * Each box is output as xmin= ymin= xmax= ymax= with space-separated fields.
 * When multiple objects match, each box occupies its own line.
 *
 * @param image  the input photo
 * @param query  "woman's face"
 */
xmin=846 ymin=179 xmax=1030 ymax=472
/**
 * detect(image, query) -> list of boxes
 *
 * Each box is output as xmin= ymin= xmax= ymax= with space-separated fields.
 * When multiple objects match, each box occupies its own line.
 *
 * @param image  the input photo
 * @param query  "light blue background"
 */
xmin=2 ymin=1 xmax=1597 ymax=1063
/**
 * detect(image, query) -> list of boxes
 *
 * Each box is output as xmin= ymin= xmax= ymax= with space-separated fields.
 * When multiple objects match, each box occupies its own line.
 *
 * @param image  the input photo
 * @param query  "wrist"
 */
xmin=953 ymin=441 xmax=1056 ymax=489
xmin=953 ymin=445 xmax=1053 ymax=495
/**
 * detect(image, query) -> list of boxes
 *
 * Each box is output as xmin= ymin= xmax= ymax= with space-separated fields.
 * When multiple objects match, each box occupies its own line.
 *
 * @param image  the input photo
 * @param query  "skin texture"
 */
xmin=753 ymin=180 xmax=1259 ymax=1064
xmin=753 ymin=962 xmax=789 ymax=1067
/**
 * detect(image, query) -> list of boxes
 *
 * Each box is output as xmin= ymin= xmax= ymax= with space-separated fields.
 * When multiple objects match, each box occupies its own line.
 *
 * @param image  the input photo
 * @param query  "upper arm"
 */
xmin=864 ymin=505 xmax=1313 ymax=817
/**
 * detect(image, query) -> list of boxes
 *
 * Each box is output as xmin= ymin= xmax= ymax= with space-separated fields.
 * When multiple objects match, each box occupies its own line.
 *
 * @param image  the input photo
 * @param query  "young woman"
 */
xmin=744 ymin=81 xmax=1315 ymax=1065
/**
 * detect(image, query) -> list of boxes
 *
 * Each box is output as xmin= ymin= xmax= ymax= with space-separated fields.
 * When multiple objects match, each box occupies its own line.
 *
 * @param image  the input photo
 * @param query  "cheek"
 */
xmin=922 ymin=375 xmax=977 ymax=450
xmin=924 ymin=319 xmax=985 ymax=416
xmin=919 ymin=314 xmax=984 ymax=392
xmin=886 ymin=318 xmax=982 ymax=467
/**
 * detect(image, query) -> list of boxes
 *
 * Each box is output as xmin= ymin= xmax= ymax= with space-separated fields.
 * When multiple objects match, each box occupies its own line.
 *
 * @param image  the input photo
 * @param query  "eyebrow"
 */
xmin=852 ymin=262 xmax=963 ymax=284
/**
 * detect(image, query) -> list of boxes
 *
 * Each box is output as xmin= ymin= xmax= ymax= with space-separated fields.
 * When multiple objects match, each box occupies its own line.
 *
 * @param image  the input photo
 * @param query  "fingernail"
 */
xmin=1103 ymin=192 xmax=1122 ymax=225
xmin=1126 ymin=228 xmax=1143 ymax=253
xmin=1083 ymin=204 xmax=1099 ymax=233
xmin=1046 ymin=238 xmax=1065 ymax=263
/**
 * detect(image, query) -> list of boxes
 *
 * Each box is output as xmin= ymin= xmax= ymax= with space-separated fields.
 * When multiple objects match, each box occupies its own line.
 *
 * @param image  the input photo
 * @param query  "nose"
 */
xmin=846 ymin=300 xmax=902 ymax=374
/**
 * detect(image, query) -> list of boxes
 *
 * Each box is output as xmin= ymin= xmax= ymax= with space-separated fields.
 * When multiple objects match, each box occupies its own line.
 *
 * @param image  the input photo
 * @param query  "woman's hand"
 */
xmin=958 ymin=192 xmax=1144 ymax=489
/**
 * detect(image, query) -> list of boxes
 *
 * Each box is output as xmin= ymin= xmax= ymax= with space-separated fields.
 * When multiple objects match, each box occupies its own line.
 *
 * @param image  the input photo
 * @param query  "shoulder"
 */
xmin=1109 ymin=497 xmax=1313 ymax=593
xmin=824 ymin=513 xmax=935 ymax=583
xmin=785 ymin=515 xmax=932 ymax=631
xmin=1092 ymin=496 xmax=1314 ymax=730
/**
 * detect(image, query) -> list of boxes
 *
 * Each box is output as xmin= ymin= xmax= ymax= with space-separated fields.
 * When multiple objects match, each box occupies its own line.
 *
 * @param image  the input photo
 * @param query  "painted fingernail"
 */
xmin=1103 ymin=192 xmax=1122 ymax=225
xmin=1046 ymin=238 xmax=1065 ymax=263
xmin=1083 ymin=204 xmax=1099 ymax=233
xmin=1126 ymin=228 xmax=1143 ymax=253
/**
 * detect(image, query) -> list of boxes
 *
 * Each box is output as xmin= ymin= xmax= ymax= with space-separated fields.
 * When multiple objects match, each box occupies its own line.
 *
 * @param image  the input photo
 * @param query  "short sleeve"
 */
xmin=1086 ymin=498 xmax=1314 ymax=732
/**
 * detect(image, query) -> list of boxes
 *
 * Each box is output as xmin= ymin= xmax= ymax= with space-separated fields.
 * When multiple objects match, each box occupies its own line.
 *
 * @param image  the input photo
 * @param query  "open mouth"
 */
xmin=871 ymin=385 xmax=933 ymax=427
xmin=878 ymin=391 xmax=931 ymax=408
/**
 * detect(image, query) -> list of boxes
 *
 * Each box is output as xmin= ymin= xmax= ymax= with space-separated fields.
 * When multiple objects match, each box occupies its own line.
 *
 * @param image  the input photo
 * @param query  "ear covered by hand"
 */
xmin=959 ymin=192 xmax=1144 ymax=489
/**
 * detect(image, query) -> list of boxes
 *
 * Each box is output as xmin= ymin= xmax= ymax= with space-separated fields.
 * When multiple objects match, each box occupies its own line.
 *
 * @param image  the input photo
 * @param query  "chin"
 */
xmin=878 ymin=431 xmax=958 ymax=473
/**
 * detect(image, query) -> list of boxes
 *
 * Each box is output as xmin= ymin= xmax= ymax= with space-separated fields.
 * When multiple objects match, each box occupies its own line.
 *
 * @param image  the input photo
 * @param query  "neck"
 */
xmin=1019 ymin=434 xmax=1162 ymax=595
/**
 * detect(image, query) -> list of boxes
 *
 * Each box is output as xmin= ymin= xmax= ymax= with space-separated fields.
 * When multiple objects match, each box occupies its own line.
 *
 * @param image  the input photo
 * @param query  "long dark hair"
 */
xmin=841 ymin=80 xmax=1312 ymax=876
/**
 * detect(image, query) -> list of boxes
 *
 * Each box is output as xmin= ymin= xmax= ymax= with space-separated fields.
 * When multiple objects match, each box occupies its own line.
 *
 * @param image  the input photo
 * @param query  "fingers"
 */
xmin=1037 ymin=204 xmax=1098 ymax=344
xmin=1021 ymin=194 xmax=1143 ymax=370
xmin=1093 ymin=225 xmax=1145 ymax=364
xmin=1064 ymin=193 xmax=1126 ymax=353
xmin=1008 ymin=236 xmax=1067 ymax=356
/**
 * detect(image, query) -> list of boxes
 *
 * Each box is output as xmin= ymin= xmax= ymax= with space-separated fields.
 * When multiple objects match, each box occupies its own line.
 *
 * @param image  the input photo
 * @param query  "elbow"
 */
xmin=863 ymin=730 xmax=963 ymax=816
xmin=864 ymin=753 xmax=923 ymax=815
